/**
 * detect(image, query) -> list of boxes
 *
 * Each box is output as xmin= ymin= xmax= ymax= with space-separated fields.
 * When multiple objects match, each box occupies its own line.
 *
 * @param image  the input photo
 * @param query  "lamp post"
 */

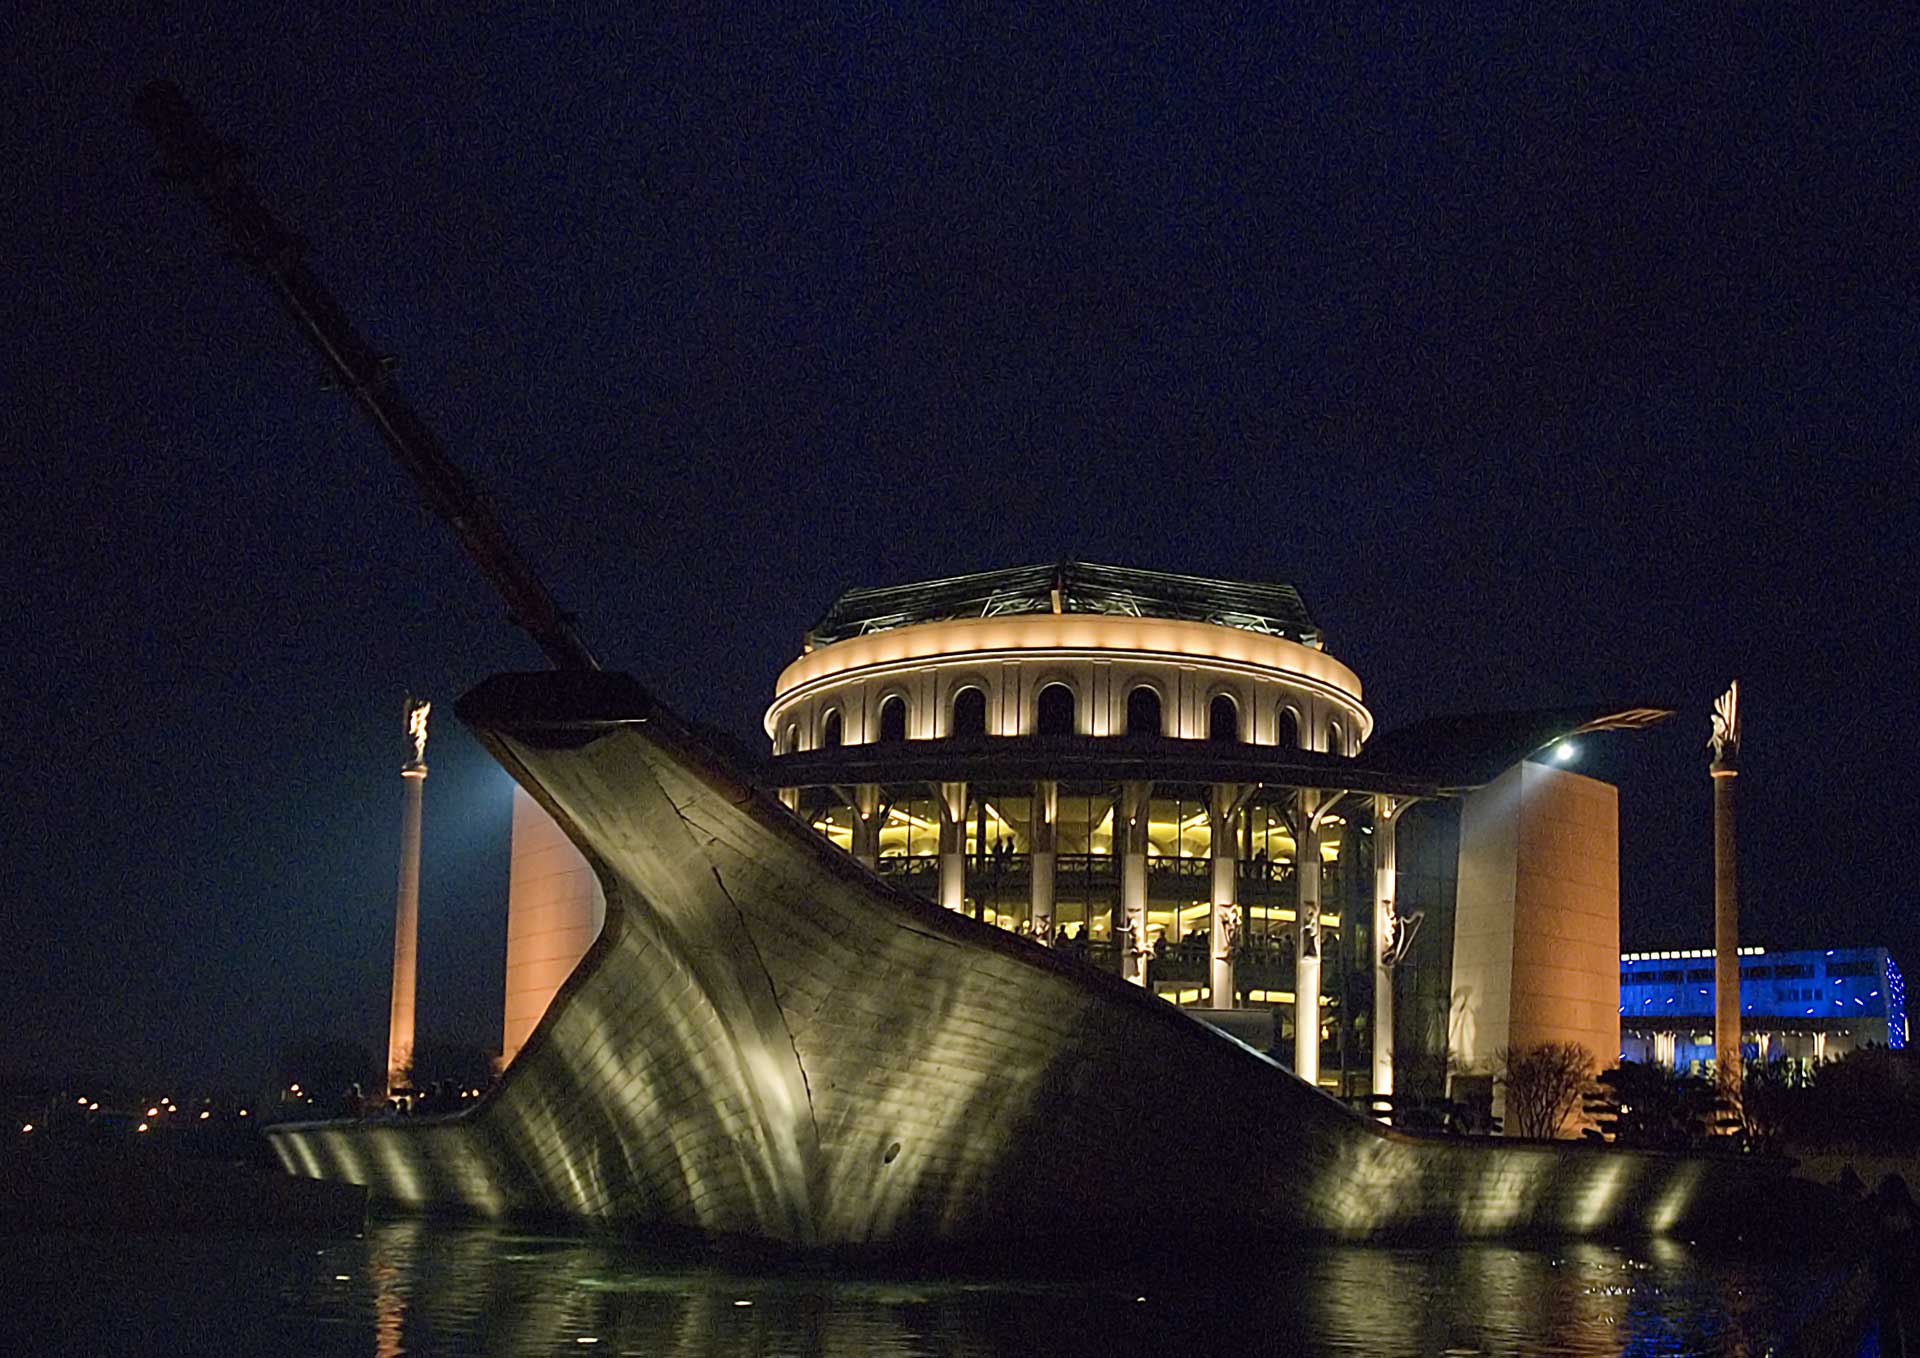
xmin=387 ymin=696 xmax=429 ymax=1101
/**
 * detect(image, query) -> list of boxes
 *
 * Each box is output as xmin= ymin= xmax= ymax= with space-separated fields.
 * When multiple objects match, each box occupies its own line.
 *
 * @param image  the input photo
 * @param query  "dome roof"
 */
xmin=805 ymin=560 xmax=1321 ymax=650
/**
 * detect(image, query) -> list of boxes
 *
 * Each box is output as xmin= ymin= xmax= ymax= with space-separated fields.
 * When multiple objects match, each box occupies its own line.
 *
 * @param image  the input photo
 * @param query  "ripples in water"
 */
xmin=6 ymin=1219 xmax=1821 ymax=1356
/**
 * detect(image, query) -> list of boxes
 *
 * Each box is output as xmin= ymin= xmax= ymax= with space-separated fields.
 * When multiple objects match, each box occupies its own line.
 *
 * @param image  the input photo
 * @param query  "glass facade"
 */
xmin=788 ymin=774 xmax=1460 ymax=1095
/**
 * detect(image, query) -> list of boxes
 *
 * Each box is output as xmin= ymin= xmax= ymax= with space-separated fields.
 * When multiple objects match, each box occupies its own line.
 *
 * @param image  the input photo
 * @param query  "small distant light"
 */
xmin=147 ymin=1107 xmax=159 ymax=1117
xmin=21 ymin=1123 xmax=32 ymax=1133
xmin=734 ymin=1300 xmax=752 ymax=1307
xmin=137 ymin=1122 xmax=150 ymax=1133
xmin=1135 ymin=1295 xmax=1147 ymax=1303
xmin=199 ymin=1110 xmax=211 ymax=1120
xmin=1555 ymin=741 xmax=1577 ymax=763
xmin=88 ymin=1103 xmax=98 ymax=1111
xmin=575 ymin=1339 xmax=599 ymax=1346
xmin=335 ymin=1274 xmax=351 ymax=1282
xmin=76 ymin=1097 xmax=87 ymax=1105
xmin=239 ymin=1109 xmax=249 ymax=1117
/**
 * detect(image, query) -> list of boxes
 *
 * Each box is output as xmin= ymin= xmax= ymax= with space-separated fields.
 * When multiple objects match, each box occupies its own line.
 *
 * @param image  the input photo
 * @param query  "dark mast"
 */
xmin=133 ymin=80 xmax=600 ymax=674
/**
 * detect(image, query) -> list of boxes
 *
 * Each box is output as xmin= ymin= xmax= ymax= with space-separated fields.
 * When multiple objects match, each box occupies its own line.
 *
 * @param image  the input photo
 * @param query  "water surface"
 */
xmin=6 ymin=1219 xmax=1825 ymax=1355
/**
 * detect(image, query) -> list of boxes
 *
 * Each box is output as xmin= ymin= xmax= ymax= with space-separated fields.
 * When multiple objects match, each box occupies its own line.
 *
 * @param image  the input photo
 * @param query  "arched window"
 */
xmin=1277 ymin=707 xmax=1300 ymax=750
xmin=1035 ymin=683 xmax=1076 ymax=737
xmin=1125 ymin=686 xmax=1162 ymax=738
xmin=783 ymin=724 xmax=799 ymax=755
xmin=821 ymin=710 xmax=842 ymax=749
xmin=1208 ymin=694 xmax=1240 ymax=743
xmin=878 ymin=695 xmax=907 ymax=744
xmin=1326 ymin=719 xmax=1343 ymax=755
xmin=951 ymin=686 xmax=987 ymax=737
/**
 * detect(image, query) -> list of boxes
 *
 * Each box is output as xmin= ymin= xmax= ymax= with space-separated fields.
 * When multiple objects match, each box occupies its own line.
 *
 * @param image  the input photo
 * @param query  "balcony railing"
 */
xmin=876 ymin=853 xmax=939 ymax=879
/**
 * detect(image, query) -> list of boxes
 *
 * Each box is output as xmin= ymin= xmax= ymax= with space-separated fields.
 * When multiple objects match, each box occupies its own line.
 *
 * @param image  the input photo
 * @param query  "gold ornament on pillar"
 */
xmin=404 ymin=696 xmax=431 ymax=769
xmin=1216 ymin=905 xmax=1242 ymax=959
xmin=1708 ymin=680 xmax=1739 ymax=770
xmin=1380 ymin=900 xmax=1424 ymax=969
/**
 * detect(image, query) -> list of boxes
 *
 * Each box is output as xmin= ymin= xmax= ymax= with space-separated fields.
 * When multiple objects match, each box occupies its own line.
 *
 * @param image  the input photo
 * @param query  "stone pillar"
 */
xmin=1030 ymin=780 xmax=1057 ymax=943
xmin=850 ymin=784 xmax=883 ymax=869
xmin=1119 ymin=781 xmax=1153 ymax=985
xmin=387 ymin=699 xmax=430 ymax=1100
xmin=1209 ymin=784 xmax=1248 ymax=1010
xmin=1372 ymin=794 xmax=1399 ymax=1100
xmin=936 ymin=781 xmax=969 ymax=913
xmin=1709 ymin=681 xmax=1742 ymax=1100
xmin=1295 ymin=790 xmax=1327 ymax=1085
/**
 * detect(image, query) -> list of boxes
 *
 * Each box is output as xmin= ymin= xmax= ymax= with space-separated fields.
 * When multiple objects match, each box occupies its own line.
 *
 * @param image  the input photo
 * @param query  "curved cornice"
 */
xmin=767 ymin=614 xmax=1367 ymax=734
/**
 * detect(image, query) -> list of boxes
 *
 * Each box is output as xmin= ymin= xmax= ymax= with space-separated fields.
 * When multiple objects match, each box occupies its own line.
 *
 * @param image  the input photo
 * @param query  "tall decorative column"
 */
xmin=1209 ymin=784 xmax=1251 ymax=1010
xmin=1709 ymin=680 xmax=1743 ymax=1099
xmin=849 ymin=784 xmax=884 ymax=868
xmin=935 ymin=781 xmax=969 ymax=913
xmin=387 ymin=696 xmax=429 ymax=1100
xmin=1295 ymin=789 xmax=1330 ymax=1084
xmin=1030 ymin=780 xmax=1057 ymax=943
xmin=1119 ymin=781 xmax=1153 ymax=985
xmin=1373 ymin=795 xmax=1422 ymax=1101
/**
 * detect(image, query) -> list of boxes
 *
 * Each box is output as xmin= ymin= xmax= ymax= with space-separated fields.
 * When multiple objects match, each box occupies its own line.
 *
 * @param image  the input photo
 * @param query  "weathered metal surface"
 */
xmin=270 ymin=672 xmax=1785 ymax=1248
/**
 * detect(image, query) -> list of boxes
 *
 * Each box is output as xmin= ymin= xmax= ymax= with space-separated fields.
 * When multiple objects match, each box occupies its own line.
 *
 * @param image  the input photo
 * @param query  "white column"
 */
xmin=387 ymin=756 xmax=426 ymax=1099
xmin=1295 ymin=790 xmax=1325 ymax=1085
xmin=1209 ymin=784 xmax=1246 ymax=1011
xmin=1120 ymin=781 xmax=1152 ymax=985
xmin=936 ymin=781 xmax=968 ymax=913
xmin=1373 ymin=794 xmax=1399 ymax=1100
xmin=1029 ymin=780 xmax=1057 ymax=943
xmin=851 ymin=784 xmax=883 ymax=868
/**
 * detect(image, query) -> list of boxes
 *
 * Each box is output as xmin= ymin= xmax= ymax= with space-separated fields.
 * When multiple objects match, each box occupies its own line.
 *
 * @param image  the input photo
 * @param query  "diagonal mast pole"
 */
xmin=133 ymin=80 xmax=600 ymax=673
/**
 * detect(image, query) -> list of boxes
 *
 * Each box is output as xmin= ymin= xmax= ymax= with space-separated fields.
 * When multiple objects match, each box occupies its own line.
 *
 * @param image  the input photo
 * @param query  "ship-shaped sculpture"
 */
xmin=139 ymin=83 xmax=1790 ymax=1249
xmin=264 ymin=669 xmax=1782 ymax=1246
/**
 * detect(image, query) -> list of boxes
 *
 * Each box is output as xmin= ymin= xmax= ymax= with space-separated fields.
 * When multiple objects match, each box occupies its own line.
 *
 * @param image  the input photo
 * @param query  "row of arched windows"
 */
xmin=797 ymin=685 xmax=1346 ymax=753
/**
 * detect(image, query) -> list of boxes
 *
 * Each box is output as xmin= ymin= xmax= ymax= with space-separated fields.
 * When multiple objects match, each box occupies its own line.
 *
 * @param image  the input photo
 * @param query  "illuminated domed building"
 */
xmin=750 ymin=561 xmax=1662 ymax=1100
xmin=494 ymin=560 xmax=1660 ymax=1107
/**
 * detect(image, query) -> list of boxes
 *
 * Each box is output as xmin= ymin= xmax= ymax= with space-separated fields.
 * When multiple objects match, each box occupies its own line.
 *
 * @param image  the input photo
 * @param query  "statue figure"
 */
xmin=405 ymin=696 xmax=431 ymax=766
xmin=1300 ymin=906 xmax=1321 ymax=961
xmin=1215 ymin=905 xmax=1242 ymax=960
xmin=1381 ymin=899 xmax=1425 ymax=969
xmin=1708 ymin=680 xmax=1739 ymax=767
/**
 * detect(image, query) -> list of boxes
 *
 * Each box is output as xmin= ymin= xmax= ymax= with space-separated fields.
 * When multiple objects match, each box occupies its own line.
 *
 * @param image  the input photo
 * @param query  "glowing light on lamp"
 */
xmin=1554 ymin=741 xmax=1577 ymax=763
xmin=137 ymin=1122 xmax=149 ymax=1133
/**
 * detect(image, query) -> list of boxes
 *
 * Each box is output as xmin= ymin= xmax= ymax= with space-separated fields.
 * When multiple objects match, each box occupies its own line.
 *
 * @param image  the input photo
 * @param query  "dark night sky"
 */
xmin=3 ymin=8 xmax=1914 ymax=1088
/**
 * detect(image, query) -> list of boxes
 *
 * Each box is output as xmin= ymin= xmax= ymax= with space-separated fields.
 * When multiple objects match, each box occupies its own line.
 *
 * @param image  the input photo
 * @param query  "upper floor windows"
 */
xmin=821 ymin=709 xmax=842 ymax=749
xmin=1208 ymin=694 xmax=1240 ymax=744
xmin=1125 ymin=686 xmax=1163 ymax=738
xmin=951 ymin=686 xmax=987 ymax=738
xmin=1277 ymin=707 xmax=1300 ymax=750
xmin=1035 ymin=683 xmax=1077 ymax=737
xmin=878 ymin=695 xmax=908 ymax=744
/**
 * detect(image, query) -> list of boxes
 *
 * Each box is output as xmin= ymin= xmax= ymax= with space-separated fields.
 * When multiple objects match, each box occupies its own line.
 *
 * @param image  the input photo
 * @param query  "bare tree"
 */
xmin=1496 ymin=1042 xmax=1597 ymax=1139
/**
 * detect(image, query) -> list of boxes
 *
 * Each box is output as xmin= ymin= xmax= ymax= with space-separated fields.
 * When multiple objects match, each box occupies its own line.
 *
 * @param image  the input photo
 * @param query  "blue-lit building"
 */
xmin=1619 ymin=946 xmax=1908 ymax=1073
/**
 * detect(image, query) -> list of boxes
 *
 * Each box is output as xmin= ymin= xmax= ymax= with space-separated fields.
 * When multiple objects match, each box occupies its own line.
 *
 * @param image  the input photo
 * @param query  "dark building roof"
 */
xmin=805 ymin=560 xmax=1322 ymax=649
xmin=765 ymin=704 xmax=1674 ymax=799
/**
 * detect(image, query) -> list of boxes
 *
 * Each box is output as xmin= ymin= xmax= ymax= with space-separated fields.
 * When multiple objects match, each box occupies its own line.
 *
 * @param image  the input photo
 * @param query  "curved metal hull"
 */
xmin=269 ymin=672 xmax=1785 ymax=1248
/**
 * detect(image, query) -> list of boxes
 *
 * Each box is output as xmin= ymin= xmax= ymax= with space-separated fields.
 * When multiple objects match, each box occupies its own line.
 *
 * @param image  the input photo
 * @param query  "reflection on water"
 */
xmin=6 ymin=1219 xmax=1815 ymax=1356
